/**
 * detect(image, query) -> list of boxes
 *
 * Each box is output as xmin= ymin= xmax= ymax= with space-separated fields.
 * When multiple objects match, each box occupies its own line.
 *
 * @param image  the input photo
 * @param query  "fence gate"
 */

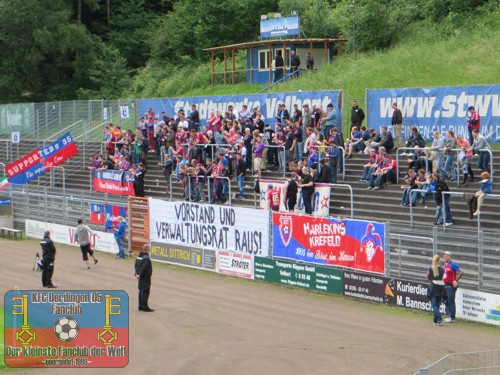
xmin=128 ymin=197 xmax=149 ymax=256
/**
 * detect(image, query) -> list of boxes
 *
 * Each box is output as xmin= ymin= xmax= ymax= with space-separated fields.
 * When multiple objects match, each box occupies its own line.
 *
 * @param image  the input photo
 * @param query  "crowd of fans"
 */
xmin=88 ymin=101 xmax=493 ymax=217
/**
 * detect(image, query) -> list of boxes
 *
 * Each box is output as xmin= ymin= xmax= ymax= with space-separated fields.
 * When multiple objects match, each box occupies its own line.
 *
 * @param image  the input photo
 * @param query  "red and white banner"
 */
xmin=93 ymin=170 xmax=134 ymax=196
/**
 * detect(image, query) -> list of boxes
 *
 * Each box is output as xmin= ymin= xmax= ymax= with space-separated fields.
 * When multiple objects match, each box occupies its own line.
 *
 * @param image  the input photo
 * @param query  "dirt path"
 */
xmin=1 ymin=239 xmax=499 ymax=375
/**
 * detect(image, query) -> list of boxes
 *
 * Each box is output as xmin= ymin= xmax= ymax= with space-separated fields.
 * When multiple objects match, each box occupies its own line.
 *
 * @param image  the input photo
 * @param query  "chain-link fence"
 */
xmin=0 ymin=99 xmax=141 ymax=141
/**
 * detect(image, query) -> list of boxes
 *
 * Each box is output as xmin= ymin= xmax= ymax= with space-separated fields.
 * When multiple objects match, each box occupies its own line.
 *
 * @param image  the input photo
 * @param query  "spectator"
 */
xmin=456 ymin=135 xmax=475 ymax=185
xmin=310 ymin=163 xmax=319 ymax=183
xmin=400 ymin=168 xmax=417 ymax=207
xmin=267 ymin=184 xmax=281 ymax=211
xmin=328 ymin=141 xmax=341 ymax=183
xmin=298 ymin=167 xmax=314 ymax=214
xmin=275 ymin=103 xmax=290 ymax=125
xmin=429 ymin=131 xmax=447 ymax=179
xmin=367 ymin=154 xmax=397 ymax=190
xmin=442 ymin=251 xmax=464 ymax=323
xmin=443 ymin=130 xmax=457 ymax=181
xmin=187 ymin=104 xmax=199 ymax=131
xmin=321 ymin=103 xmax=338 ymax=137
xmin=252 ymin=135 xmax=265 ymax=179
xmin=351 ymin=100 xmax=365 ymax=130
xmin=235 ymin=153 xmax=247 ymax=200
xmin=344 ymin=126 xmax=363 ymax=158
xmin=293 ymin=121 xmax=303 ymax=163
xmin=466 ymin=106 xmax=480 ymax=147
xmin=290 ymin=50 xmax=301 ymax=78
xmin=283 ymin=172 xmax=299 ymax=212
xmin=274 ymin=50 xmax=284 ymax=82
xmin=428 ymin=172 xmax=453 ymax=226
xmin=113 ymin=216 xmax=127 ymax=259
xmin=306 ymin=51 xmax=314 ymax=70
xmin=214 ymin=163 xmax=229 ymax=204
xmin=404 ymin=126 xmax=426 ymax=150
xmin=283 ymin=124 xmax=296 ymax=171
xmin=318 ymin=159 xmax=333 ymax=183
xmin=302 ymin=103 xmax=312 ymax=128
xmin=238 ymin=104 xmax=252 ymax=124
xmin=162 ymin=154 xmax=173 ymax=194
xmin=426 ymin=255 xmax=445 ymax=326
xmin=372 ymin=126 xmax=394 ymax=153
xmin=473 ymin=171 xmax=493 ymax=216
xmin=471 ymin=129 xmax=491 ymax=174
xmin=391 ymin=102 xmax=403 ymax=147
xmin=414 ymin=168 xmax=429 ymax=204
xmin=359 ymin=149 xmax=378 ymax=182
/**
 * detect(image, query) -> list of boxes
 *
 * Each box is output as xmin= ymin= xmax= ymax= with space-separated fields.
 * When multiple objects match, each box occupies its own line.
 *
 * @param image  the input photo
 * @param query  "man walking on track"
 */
xmin=75 ymin=219 xmax=99 ymax=269
xmin=442 ymin=251 xmax=464 ymax=323
xmin=135 ymin=244 xmax=154 ymax=312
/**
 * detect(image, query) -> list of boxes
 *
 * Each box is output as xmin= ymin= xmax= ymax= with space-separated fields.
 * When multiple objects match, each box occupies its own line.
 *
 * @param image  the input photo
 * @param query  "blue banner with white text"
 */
xmin=367 ymin=85 xmax=500 ymax=142
xmin=140 ymin=90 xmax=342 ymax=130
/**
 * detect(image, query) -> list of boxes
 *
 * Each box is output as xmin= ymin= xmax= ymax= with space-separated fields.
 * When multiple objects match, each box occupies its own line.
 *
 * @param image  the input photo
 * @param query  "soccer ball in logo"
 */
xmin=54 ymin=316 xmax=80 ymax=342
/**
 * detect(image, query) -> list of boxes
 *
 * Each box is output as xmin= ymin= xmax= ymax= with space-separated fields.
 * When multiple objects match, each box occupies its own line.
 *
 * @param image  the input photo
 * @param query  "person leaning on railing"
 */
xmin=471 ymin=129 xmax=492 ymax=174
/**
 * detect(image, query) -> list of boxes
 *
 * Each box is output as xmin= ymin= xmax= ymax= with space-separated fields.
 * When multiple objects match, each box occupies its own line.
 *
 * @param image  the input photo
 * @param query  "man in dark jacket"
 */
xmin=135 ymin=244 xmax=154 ymax=312
xmin=41 ymin=231 xmax=57 ymax=288
xmin=373 ymin=126 xmax=394 ymax=152
xmin=290 ymin=50 xmax=301 ymax=78
xmin=405 ymin=126 xmax=426 ymax=149
xmin=351 ymin=101 xmax=366 ymax=130
xmin=318 ymin=159 xmax=333 ymax=183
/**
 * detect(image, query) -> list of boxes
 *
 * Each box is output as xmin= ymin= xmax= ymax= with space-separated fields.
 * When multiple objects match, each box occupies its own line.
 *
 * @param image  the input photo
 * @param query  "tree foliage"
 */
xmin=0 ymin=0 xmax=496 ymax=103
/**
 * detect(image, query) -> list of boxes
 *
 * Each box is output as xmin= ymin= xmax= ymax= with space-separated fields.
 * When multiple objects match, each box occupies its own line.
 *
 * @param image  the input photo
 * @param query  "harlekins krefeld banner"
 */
xmin=273 ymin=213 xmax=385 ymax=274
xmin=149 ymin=198 xmax=270 ymax=256
xmin=367 ymin=84 xmax=500 ymax=142
xmin=93 ymin=170 xmax=134 ymax=196
xmin=259 ymin=179 xmax=331 ymax=217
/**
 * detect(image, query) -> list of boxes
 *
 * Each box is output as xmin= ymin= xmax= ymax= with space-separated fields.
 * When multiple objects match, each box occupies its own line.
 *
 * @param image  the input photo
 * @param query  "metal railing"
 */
xmin=49 ymin=166 xmax=65 ymax=191
xmin=43 ymin=119 xmax=87 ymax=145
xmin=0 ymin=139 xmax=12 ymax=162
xmin=415 ymin=350 xmax=500 ymax=375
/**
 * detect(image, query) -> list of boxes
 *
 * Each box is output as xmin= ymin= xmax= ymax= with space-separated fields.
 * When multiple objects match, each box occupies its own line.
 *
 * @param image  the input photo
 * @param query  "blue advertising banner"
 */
xmin=260 ymin=16 xmax=300 ymax=39
xmin=140 ymin=90 xmax=342 ymax=130
xmin=367 ymin=85 xmax=500 ymax=142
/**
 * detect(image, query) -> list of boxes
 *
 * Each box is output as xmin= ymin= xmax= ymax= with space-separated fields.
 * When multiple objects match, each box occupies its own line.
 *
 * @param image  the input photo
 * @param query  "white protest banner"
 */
xmin=149 ymin=198 xmax=270 ymax=256
xmin=26 ymin=219 xmax=118 ymax=254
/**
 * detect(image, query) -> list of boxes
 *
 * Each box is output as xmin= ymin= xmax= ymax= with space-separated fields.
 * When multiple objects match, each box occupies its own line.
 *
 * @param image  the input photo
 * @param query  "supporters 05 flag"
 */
xmin=105 ymin=205 xmax=127 ymax=232
xmin=39 ymin=132 xmax=79 ymax=171
xmin=89 ymin=203 xmax=106 ymax=225
xmin=0 ymin=175 xmax=9 ymax=191
xmin=5 ymin=149 xmax=46 ymax=185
